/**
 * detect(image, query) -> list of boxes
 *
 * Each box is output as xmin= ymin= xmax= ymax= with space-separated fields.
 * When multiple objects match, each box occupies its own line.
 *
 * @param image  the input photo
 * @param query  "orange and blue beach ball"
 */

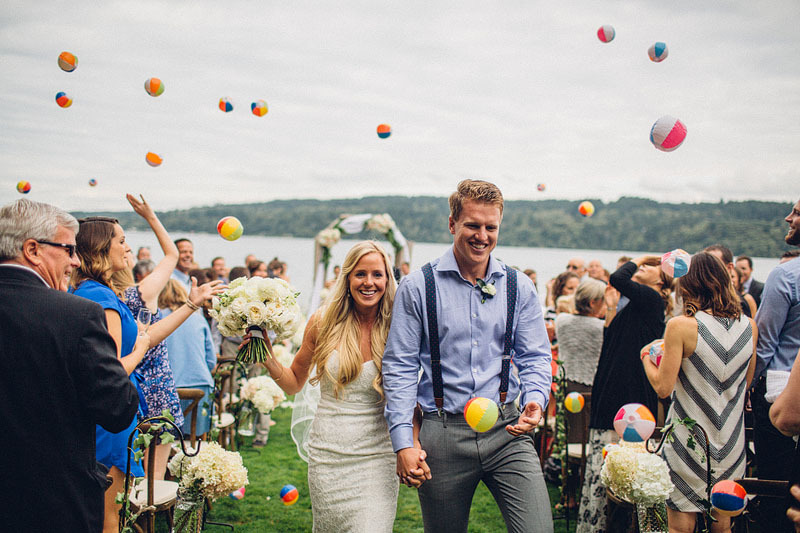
xmin=280 ymin=484 xmax=299 ymax=506
xmin=377 ymin=124 xmax=391 ymax=139
xmin=55 ymin=91 xmax=72 ymax=108
xmin=710 ymin=480 xmax=747 ymax=517
xmin=17 ymin=181 xmax=31 ymax=194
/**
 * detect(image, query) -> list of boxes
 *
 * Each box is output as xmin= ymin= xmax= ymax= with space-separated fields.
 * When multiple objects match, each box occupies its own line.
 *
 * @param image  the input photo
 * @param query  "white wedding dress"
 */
xmin=307 ymin=352 xmax=398 ymax=532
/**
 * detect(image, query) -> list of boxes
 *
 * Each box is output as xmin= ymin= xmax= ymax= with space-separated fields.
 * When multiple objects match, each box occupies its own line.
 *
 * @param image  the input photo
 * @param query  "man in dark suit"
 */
xmin=0 ymin=199 xmax=141 ymax=532
xmin=736 ymin=255 xmax=764 ymax=307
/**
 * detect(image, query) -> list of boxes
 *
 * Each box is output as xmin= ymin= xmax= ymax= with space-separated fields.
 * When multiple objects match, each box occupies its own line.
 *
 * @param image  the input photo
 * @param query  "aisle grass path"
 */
xmin=194 ymin=406 xmax=576 ymax=532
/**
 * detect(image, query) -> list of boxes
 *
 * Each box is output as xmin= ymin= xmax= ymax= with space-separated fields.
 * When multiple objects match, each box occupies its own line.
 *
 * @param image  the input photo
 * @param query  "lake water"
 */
xmin=126 ymin=230 xmax=780 ymax=313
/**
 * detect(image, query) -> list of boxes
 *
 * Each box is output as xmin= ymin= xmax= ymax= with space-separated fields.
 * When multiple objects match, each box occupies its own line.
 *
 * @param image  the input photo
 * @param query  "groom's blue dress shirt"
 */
xmin=754 ymin=257 xmax=800 ymax=382
xmin=383 ymin=248 xmax=553 ymax=452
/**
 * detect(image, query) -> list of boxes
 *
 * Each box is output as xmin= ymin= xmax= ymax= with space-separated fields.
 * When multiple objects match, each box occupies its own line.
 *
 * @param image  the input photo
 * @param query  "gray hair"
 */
xmin=574 ymin=278 xmax=606 ymax=315
xmin=133 ymin=259 xmax=156 ymax=279
xmin=0 ymin=199 xmax=78 ymax=261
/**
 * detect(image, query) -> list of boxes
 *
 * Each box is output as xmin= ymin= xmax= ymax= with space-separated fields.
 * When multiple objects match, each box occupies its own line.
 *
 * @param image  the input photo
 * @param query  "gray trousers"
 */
xmin=418 ymin=404 xmax=554 ymax=533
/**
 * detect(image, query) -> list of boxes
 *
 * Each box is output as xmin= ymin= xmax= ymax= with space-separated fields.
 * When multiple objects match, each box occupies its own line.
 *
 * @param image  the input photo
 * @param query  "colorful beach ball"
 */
xmin=251 ymin=100 xmax=268 ymax=117
xmin=464 ymin=397 xmax=499 ymax=433
xmin=55 ymin=91 xmax=72 ymax=108
xmin=602 ymin=443 xmax=619 ymax=460
xmin=377 ymin=124 xmax=391 ymax=139
xmin=648 ymin=42 xmax=669 ymax=63
xmin=219 ymin=97 xmax=233 ymax=112
xmin=710 ymin=480 xmax=747 ymax=517
xmin=58 ymin=51 xmax=78 ymax=72
xmin=144 ymin=77 xmax=164 ymax=97
xmin=648 ymin=340 xmax=664 ymax=367
xmin=280 ymin=484 xmax=299 ymax=506
xmin=650 ymin=115 xmax=687 ymax=152
xmin=88 ymin=178 xmax=97 ymax=187
xmin=578 ymin=201 xmax=595 ymax=217
xmin=228 ymin=487 xmax=246 ymax=500
xmin=564 ymin=392 xmax=585 ymax=413
xmin=613 ymin=403 xmax=656 ymax=442
xmin=217 ymin=216 xmax=243 ymax=241
xmin=537 ymin=183 xmax=546 ymax=192
xmin=145 ymin=152 xmax=163 ymax=167
xmin=17 ymin=181 xmax=31 ymax=194
xmin=597 ymin=25 xmax=615 ymax=43
xmin=661 ymin=248 xmax=691 ymax=278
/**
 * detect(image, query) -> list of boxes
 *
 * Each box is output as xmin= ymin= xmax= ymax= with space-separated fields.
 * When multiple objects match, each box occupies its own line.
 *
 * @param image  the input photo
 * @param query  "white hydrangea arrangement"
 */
xmin=601 ymin=441 xmax=673 ymax=506
xmin=366 ymin=213 xmax=393 ymax=234
xmin=240 ymin=375 xmax=286 ymax=414
xmin=168 ymin=441 xmax=249 ymax=501
xmin=315 ymin=227 xmax=341 ymax=248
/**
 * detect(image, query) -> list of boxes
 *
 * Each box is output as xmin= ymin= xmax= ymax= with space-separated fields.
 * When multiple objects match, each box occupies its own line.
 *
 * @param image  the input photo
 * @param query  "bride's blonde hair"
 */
xmin=310 ymin=241 xmax=397 ymax=399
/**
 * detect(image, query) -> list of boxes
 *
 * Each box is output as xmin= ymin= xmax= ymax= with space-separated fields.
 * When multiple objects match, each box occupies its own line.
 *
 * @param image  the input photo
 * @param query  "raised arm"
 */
xmin=126 ymin=193 xmax=179 ymax=309
xmin=609 ymin=256 xmax=662 ymax=305
xmin=260 ymin=311 xmax=319 ymax=395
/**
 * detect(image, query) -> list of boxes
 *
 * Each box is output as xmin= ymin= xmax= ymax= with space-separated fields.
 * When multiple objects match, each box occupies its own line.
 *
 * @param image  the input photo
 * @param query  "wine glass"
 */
xmin=137 ymin=308 xmax=152 ymax=335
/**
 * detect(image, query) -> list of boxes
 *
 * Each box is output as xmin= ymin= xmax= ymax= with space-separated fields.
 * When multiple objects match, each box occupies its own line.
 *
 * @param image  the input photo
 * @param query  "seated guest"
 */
xmin=0 ymin=199 xmax=140 ymax=533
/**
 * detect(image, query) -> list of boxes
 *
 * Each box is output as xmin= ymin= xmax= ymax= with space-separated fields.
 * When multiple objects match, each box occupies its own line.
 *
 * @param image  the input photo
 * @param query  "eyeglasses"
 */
xmin=36 ymin=240 xmax=77 ymax=257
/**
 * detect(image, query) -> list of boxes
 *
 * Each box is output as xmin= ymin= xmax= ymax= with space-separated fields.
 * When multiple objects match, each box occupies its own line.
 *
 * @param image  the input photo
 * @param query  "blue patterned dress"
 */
xmin=123 ymin=287 xmax=184 ymax=429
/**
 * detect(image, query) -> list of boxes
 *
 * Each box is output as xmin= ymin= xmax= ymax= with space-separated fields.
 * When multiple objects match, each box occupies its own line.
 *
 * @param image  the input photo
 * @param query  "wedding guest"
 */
xmin=211 ymin=256 xmax=229 ymax=282
xmin=577 ymin=255 xmax=672 ymax=533
xmin=171 ymin=238 xmax=194 ymax=292
xmin=587 ymin=259 xmax=604 ymax=281
xmin=567 ymin=257 xmax=587 ymax=279
xmin=384 ymin=180 xmax=554 ymax=532
xmin=705 ymin=244 xmax=753 ymax=318
xmin=133 ymin=259 xmax=155 ymax=282
xmin=524 ymin=268 xmax=537 ymax=290
xmin=0 ymin=199 xmax=140 ymax=533
xmin=617 ymin=256 xmax=631 ymax=269
xmin=769 ymin=349 xmax=800 ymax=531
xmin=244 ymin=253 xmax=257 ymax=267
xmin=732 ymin=266 xmax=758 ymax=318
xmin=736 ymin=255 xmax=764 ymax=307
xmin=400 ymin=261 xmax=411 ymax=277
xmin=547 ymin=270 xmax=580 ymax=310
xmin=642 ymin=252 xmax=756 ymax=532
xmin=228 ymin=266 xmax=249 ymax=281
xmin=781 ymin=249 xmax=800 ymax=263
xmin=259 ymin=241 xmax=411 ymax=531
xmin=248 ymin=259 xmax=268 ymax=278
xmin=137 ymin=246 xmax=151 ymax=261
xmin=324 ymin=264 xmax=341 ymax=289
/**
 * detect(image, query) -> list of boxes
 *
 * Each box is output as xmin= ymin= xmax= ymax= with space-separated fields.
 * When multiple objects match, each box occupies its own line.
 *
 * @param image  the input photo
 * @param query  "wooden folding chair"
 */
xmin=212 ymin=360 xmax=247 ymax=450
xmin=177 ymin=388 xmax=205 ymax=449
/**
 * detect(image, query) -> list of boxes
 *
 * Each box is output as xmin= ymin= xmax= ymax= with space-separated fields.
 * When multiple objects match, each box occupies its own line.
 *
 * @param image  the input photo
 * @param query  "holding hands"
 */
xmin=396 ymin=444 xmax=431 ymax=488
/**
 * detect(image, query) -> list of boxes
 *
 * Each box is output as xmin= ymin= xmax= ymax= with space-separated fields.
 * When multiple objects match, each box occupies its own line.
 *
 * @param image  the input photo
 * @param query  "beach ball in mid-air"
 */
xmin=648 ymin=42 xmax=668 ymax=63
xmin=280 ymin=484 xmax=299 ymax=506
xmin=251 ymin=100 xmax=268 ymax=116
xmin=650 ymin=115 xmax=687 ymax=152
xmin=578 ymin=201 xmax=595 ymax=217
xmin=55 ymin=91 xmax=72 ymax=108
xmin=597 ymin=25 xmax=615 ymax=43
xmin=710 ymin=480 xmax=747 ymax=517
xmin=16 ymin=181 xmax=31 ymax=194
xmin=88 ymin=178 xmax=97 ymax=187
xmin=464 ymin=397 xmax=499 ymax=433
xmin=602 ymin=443 xmax=619 ymax=460
xmin=217 ymin=216 xmax=243 ymax=241
xmin=228 ymin=487 xmax=246 ymax=500
xmin=144 ymin=77 xmax=164 ymax=97
xmin=661 ymin=248 xmax=691 ymax=278
xmin=537 ymin=183 xmax=546 ymax=192
xmin=648 ymin=340 xmax=664 ymax=367
xmin=564 ymin=392 xmax=585 ymax=413
xmin=613 ymin=403 xmax=656 ymax=442
xmin=145 ymin=152 xmax=162 ymax=167
xmin=58 ymin=51 xmax=78 ymax=72
xmin=377 ymin=124 xmax=391 ymax=139
xmin=219 ymin=97 xmax=233 ymax=112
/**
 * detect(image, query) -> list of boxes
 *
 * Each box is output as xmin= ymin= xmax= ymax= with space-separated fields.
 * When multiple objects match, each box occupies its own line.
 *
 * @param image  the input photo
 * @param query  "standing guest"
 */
xmin=384 ymin=180 xmax=554 ymax=532
xmin=587 ymin=259 xmax=605 ymax=281
xmin=751 ymin=198 xmax=800 ymax=532
xmin=524 ymin=268 xmax=537 ymax=290
xmin=732 ymin=266 xmax=758 ymax=318
xmin=211 ymin=256 xmax=229 ymax=282
xmin=244 ymin=253 xmax=257 ymax=267
xmin=0 ymin=199 xmax=140 ymax=533
xmin=577 ymin=255 xmax=672 ymax=533
xmin=642 ymin=252 xmax=757 ymax=533
xmin=325 ymin=264 xmax=342 ymax=289
xmin=171 ymin=238 xmax=194 ymax=292
xmin=546 ymin=270 xmax=580 ymax=314
xmin=617 ymin=256 xmax=632 ymax=269
xmin=769 ymin=348 xmax=800 ymax=531
xmin=400 ymin=261 xmax=411 ymax=277
xmin=133 ymin=259 xmax=155 ymax=282
xmin=555 ymin=279 xmax=606 ymax=394
xmin=248 ymin=259 xmax=268 ymax=278
xmin=601 ymin=268 xmax=610 ymax=283
xmin=705 ymin=244 xmax=753 ymax=318
xmin=137 ymin=246 xmax=151 ymax=261
xmin=781 ymin=249 xmax=800 ymax=263
xmin=228 ymin=265 xmax=249 ymax=281
xmin=736 ymin=255 xmax=764 ymax=307
xmin=567 ymin=257 xmax=587 ymax=279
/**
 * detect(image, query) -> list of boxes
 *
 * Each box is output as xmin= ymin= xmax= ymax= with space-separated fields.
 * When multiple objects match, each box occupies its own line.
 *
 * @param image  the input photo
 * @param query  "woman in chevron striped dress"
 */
xmin=642 ymin=252 xmax=757 ymax=533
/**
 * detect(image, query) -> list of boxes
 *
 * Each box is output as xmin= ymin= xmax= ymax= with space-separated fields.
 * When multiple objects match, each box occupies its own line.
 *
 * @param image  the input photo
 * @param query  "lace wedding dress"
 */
xmin=307 ymin=352 xmax=398 ymax=532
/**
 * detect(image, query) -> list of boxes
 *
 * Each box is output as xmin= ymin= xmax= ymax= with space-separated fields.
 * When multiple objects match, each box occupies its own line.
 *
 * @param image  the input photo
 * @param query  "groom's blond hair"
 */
xmin=449 ymin=179 xmax=504 ymax=221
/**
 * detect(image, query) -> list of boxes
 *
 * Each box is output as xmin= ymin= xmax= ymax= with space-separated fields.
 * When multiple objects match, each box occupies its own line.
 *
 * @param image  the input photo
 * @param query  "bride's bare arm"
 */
xmin=262 ymin=312 xmax=320 ymax=395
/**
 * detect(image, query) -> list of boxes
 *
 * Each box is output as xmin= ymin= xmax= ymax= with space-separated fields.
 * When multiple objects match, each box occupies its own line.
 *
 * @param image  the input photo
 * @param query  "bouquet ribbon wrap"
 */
xmin=238 ymin=326 xmax=271 ymax=364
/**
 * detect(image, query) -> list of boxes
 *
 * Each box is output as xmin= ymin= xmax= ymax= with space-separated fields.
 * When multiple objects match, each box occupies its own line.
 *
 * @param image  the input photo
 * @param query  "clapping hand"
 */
xmin=188 ymin=277 xmax=226 ymax=308
xmin=506 ymin=401 xmax=542 ymax=436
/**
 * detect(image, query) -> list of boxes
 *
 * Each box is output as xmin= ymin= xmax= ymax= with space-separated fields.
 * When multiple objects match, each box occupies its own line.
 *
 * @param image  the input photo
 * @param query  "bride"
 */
xmin=260 ymin=241 xmax=417 ymax=532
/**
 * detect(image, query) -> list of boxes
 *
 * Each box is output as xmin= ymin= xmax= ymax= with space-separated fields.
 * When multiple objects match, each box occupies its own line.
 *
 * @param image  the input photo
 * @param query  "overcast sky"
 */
xmin=1 ymin=1 xmax=798 ymax=212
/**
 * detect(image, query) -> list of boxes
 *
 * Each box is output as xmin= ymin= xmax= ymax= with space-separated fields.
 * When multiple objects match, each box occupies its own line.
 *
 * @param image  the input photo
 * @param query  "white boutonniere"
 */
xmin=476 ymin=279 xmax=496 ymax=304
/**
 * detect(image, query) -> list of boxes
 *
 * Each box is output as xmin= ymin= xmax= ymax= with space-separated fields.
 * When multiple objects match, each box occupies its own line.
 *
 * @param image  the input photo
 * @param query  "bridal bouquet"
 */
xmin=168 ymin=441 xmax=249 ymax=502
xmin=210 ymin=276 xmax=302 ymax=364
xmin=240 ymin=375 xmax=286 ymax=414
xmin=601 ymin=441 xmax=673 ymax=506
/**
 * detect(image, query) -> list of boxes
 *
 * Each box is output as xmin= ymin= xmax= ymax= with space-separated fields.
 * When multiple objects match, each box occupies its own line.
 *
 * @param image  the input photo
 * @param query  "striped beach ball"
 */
xmin=613 ymin=403 xmax=656 ymax=442
xmin=464 ymin=397 xmax=499 ymax=433
xmin=144 ymin=77 xmax=164 ymax=97
xmin=280 ymin=484 xmax=299 ymax=506
xmin=88 ymin=178 xmax=98 ymax=187
xmin=217 ymin=216 xmax=243 ymax=241
xmin=578 ymin=201 xmax=595 ymax=217
xmin=251 ymin=100 xmax=268 ymax=117
xmin=597 ymin=25 xmax=615 ymax=43
xmin=711 ymin=480 xmax=747 ymax=517
xmin=145 ymin=152 xmax=162 ymax=167
xmin=661 ymin=248 xmax=691 ymax=278
xmin=648 ymin=340 xmax=664 ymax=367
xmin=58 ymin=51 xmax=78 ymax=72
xmin=219 ymin=97 xmax=233 ymax=112
xmin=17 ymin=181 xmax=31 ymax=194
xmin=650 ymin=115 xmax=687 ymax=152
xmin=228 ymin=487 xmax=246 ymax=500
xmin=55 ymin=91 xmax=72 ymax=108
xmin=648 ymin=42 xmax=669 ymax=63
xmin=537 ymin=183 xmax=546 ymax=192
xmin=377 ymin=124 xmax=391 ymax=138
xmin=602 ymin=443 xmax=619 ymax=460
xmin=564 ymin=392 xmax=585 ymax=413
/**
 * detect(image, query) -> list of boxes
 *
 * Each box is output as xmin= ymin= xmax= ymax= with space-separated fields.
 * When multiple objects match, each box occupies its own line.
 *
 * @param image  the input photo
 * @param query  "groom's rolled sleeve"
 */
xmin=512 ymin=282 xmax=552 ymax=410
xmin=383 ymin=277 xmax=424 ymax=452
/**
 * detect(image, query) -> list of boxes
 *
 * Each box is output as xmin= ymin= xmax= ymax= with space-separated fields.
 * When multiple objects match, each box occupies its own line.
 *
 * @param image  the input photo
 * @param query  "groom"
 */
xmin=383 ymin=180 xmax=554 ymax=532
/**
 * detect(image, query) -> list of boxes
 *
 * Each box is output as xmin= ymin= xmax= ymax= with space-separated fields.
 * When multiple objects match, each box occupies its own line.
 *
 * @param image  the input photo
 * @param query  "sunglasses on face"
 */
xmin=36 ymin=240 xmax=77 ymax=257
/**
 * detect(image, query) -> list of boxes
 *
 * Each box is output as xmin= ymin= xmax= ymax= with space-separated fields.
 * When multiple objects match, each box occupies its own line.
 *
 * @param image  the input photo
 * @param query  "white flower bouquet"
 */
xmin=168 ymin=441 xmax=249 ymax=501
xmin=367 ymin=213 xmax=394 ymax=234
xmin=209 ymin=276 xmax=302 ymax=364
xmin=601 ymin=441 xmax=673 ymax=506
xmin=240 ymin=375 xmax=286 ymax=414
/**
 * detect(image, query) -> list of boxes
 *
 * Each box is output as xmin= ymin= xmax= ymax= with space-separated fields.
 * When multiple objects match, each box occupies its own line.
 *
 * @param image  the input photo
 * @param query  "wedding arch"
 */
xmin=307 ymin=213 xmax=412 ymax=313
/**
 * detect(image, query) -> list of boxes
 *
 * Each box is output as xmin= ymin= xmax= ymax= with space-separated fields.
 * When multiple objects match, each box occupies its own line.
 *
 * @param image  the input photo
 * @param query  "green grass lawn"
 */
xmin=183 ymin=406 xmax=576 ymax=532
